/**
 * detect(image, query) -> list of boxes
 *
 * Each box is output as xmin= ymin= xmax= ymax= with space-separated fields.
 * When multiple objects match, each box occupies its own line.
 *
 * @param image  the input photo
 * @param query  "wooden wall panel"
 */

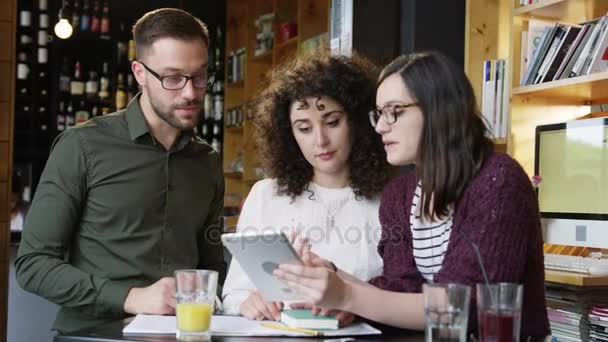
xmin=0 ymin=1 xmax=14 ymax=340
xmin=0 ymin=22 xmax=12 ymax=61
xmin=0 ymin=182 xmax=6 ymax=221
xmin=0 ymin=0 xmax=14 ymax=22
xmin=0 ymin=102 xmax=8 ymax=141
xmin=0 ymin=143 xmax=7 ymax=181
xmin=0 ymin=221 xmax=6 ymax=255
xmin=0 ymin=63 xmax=10 ymax=102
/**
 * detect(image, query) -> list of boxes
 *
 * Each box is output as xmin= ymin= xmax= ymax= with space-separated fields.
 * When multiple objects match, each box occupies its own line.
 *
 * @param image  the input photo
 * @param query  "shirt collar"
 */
xmin=125 ymin=93 xmax=151 ymax=142
xmin=125 ymin=93 xmax=196 ymax=150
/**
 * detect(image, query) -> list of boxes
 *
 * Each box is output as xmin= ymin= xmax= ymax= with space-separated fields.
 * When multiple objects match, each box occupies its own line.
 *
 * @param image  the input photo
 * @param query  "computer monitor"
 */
xmin=535 ymin=117 xmax=608 ymax=248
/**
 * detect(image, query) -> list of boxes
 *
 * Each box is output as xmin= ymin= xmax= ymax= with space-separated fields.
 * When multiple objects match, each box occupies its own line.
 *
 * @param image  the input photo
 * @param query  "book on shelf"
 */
xmin=542 ymin=25 xmax=582 ymax=83
xmin=521 ymin=24 xmax=556 ymax=85
xmin=556 ymin=23 xmax=594 ymax=80
xmin=571 ymin=16 xmax=608 ymax=78
xmin=481 ymin=59 xmax=509 ymax=139
xmin=280 ymin=309 xmax=339 ymax=330
xmin=521 ymin=19 xmax=554 ymax=81
xmin=533 ymin=24 xmax=567 ymax=84
xmin=519 ymin=14 xmax=608 ymax=86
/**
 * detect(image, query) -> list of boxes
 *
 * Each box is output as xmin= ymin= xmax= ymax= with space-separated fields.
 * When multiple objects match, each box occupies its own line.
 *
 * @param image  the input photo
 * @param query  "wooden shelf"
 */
xmin=223 ymin=170 xmax=243 ymax=179
xmin=226 ymin=80 xmax=245 ymax=88
xmin=545 ymin=269 xmax=608 ymax=286
xmin=493 ymin=138 xmax=507 ymax=145
xmin=511 ymin=71 xmax=608 ymax=102
xmin=225 ymin=126 xmax=244 ymax=133
xmin=275 ymin=36 xmax=298 ymax=50
xmin=251 ymin=51 xmax=272 ymax=61
xmin=513 ymin=0 xmax=608 ymax=22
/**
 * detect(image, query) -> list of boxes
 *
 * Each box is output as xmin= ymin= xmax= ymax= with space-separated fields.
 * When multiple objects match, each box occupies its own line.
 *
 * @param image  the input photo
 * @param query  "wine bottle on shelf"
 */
xmin=127 ymin=39 xmax=136 ymax=62
xmin=19 ymin=32 xmax=33 ymax=46
xmin=57 ymin=101 xmax=66 ymax=132
xmin=72 ymin=0 xmax=81 ymax=34
xmin=214 ymin=27 xmax=223 ymax=74
xmin=37 ymin=47 xmax=48 ymax=64
xmin=66 ymin=101 xmax=75 ymax=128
xmin=91 ymin=105 xmax=99 ymax=117
xmin=75 ymin=100 xmax=90 ymax=124
xmin=39 ymin=12 xmax=49 ymax=29
xmin=17 ymin=52 xmax=30 ymax=81
xmin=85 ymin=70 xmax=98 ymax=98
xmin=115 ymin=73 xmax=127 ymax=110
xmin=19 ymin=1 xmax=32 ymax=28
xmin=39 ymin=106 xmax=49 ymax=132
xmin=59 ymin=57 xmax=71 ymax=94
xmin=39 ymin=70 xmax=49 ymax=97
xmin=70 ymin=61 xmax=85 ymax=96
xmin=100 ymin=0 xmax=110 ymax=38
xmin=90 ymin=0 xmax=100 ymax=33
xmin=116 ymin=22 xmax=128 ymax=66
xmin=98 ymin=62 xmax=110 ymax=99
xmin=81 ymin=0 xmax=90 ymax=32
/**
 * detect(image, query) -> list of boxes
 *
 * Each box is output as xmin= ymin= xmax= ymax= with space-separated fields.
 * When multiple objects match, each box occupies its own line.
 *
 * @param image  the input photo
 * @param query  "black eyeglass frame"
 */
xmin=368 ymin=103 xmax=419 ymax=127
xmin=138 ymin=61 xmax=215 ymax=90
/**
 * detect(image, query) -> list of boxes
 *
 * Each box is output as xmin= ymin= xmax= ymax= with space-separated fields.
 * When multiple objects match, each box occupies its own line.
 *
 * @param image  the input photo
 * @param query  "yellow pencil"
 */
xmin=260 ymin=322 xmax=324 ymax=336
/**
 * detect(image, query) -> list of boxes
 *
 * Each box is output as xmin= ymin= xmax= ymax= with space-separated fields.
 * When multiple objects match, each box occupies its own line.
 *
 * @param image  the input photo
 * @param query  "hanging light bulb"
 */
xmin=54 ymin=1 xmax=73 ymax=39
xmin=54 ymin=18 xmax=73 ymax=39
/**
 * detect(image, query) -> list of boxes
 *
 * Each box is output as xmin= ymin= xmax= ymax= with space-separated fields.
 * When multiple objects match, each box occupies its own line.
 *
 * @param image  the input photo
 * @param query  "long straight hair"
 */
xmin=378 ymin=51 xmax=494 ymax=220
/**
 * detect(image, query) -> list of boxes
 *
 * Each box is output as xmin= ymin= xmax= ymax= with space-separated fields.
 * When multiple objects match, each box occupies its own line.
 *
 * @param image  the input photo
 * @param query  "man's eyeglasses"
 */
xmin=368 ymin=103 xmax=418 ymax=127
xmin=138 ymin=61 xmax=215 ymax=90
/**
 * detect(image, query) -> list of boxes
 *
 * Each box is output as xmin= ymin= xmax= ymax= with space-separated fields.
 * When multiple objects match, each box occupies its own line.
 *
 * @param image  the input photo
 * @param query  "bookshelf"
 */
xmin=467 ymin=0 xmax=608 ymax=290
xmin=466 ymin=0 xmax=608 ymax=175
xmin=223 ymin=0 xmax=330 ymax=224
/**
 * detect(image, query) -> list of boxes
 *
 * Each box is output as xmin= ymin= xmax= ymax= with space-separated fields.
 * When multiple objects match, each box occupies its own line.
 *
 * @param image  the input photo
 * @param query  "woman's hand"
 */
xmin=274 ymin=247 xmax=350 ymax=310
xmin=239 ymin=291 xmax=283 ymax=321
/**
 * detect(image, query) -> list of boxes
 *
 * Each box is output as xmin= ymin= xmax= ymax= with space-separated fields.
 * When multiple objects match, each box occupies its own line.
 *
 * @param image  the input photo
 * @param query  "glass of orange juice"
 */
xmin=175 ymin=269 xmax=218 ymax=341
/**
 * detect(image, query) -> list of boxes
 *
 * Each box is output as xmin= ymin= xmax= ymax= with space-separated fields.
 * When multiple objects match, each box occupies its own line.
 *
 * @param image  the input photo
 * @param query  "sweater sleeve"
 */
xmin=369 ymin=174 xmax=425 ymax=293
xmin=221 ymin=180 xmax=270 ymax=315
xmin=434 ymin=158 xmax=536 ymax=285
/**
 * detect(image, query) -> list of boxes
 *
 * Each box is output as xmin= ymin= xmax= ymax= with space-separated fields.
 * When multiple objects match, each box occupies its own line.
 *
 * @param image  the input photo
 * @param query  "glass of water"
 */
xmin=423 ymin=283 xmax=471 ymax=342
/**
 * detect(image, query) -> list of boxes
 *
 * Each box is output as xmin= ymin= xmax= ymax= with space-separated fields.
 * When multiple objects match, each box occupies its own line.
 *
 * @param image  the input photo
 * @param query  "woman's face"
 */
xmin=374 ymin=73 xmax=424 ymax=166
xmin=290 ymin=96 xmax=352 ymax=182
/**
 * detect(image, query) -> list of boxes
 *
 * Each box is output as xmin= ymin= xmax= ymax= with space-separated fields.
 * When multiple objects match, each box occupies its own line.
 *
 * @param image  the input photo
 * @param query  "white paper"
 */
xmin=123 ymin=314 xmax=382 ymax=337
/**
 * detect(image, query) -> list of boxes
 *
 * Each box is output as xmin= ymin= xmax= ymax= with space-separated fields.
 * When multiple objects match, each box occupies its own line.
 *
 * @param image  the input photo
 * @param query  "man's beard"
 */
xmin=149 ymin=95 xmax=202 ymax=130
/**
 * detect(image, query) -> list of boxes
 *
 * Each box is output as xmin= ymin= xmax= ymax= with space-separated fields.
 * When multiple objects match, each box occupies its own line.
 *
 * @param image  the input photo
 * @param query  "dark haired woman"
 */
xmin=275 ymin=51 xmax=550 ymax=339
xmin=221 ymin=51 xmax=392 ymax=322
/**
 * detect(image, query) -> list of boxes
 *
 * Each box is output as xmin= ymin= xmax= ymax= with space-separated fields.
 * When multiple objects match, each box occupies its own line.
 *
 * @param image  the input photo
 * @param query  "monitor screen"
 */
xmin=535 ymin=117 xmax=608 ymax=220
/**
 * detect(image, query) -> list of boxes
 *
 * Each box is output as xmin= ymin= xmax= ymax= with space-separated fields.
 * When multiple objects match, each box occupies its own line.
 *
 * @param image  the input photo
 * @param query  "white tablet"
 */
xmin=222 ymin=231 xmax=304 ymax=301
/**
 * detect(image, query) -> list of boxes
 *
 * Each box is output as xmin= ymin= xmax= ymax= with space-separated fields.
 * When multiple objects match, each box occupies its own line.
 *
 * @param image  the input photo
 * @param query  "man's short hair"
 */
xmin=132 ymin=8 xmax=209 ymax=59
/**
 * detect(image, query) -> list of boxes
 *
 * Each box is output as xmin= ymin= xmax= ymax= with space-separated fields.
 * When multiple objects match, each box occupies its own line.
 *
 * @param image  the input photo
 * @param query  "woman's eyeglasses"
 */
xmin=368 ymin=103 xmax=418 ymax=127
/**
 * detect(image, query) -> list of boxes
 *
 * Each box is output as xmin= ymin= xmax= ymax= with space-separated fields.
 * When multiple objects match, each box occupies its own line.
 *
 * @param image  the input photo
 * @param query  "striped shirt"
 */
xmin=410 ymin=183 xmax=453 ymax=282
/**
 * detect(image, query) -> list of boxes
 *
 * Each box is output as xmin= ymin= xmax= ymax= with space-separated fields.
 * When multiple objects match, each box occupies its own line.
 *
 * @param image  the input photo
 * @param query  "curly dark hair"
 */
xmin=253 ymin=51 xmax=392 ymax=200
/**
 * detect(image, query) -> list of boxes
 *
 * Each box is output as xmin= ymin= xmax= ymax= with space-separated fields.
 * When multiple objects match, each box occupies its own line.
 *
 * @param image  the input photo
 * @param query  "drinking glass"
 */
xmin=423 ymin=283 xmax=471 ymax=342
xmin=476 ymin=283 xmax=523 ymax=342
xmin=175 ymin=269 xmax=218 ymax=341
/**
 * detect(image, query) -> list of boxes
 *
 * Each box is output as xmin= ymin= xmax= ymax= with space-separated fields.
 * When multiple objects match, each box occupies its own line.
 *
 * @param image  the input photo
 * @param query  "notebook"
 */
xmin=280 ymin=309 xmax=339 ymax=330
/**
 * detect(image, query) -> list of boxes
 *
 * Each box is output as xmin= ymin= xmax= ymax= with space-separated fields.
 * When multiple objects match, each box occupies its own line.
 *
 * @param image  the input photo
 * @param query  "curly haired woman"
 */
xmin=221 ymin=51 xmax=392 ymax=323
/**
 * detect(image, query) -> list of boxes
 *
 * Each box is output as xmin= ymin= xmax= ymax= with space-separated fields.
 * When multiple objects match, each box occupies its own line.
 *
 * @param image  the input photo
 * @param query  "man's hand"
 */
xmin=240 ymin=290 xmax=283 ymax=321
xmin=123 ymin=277 xmax=176 ymax=315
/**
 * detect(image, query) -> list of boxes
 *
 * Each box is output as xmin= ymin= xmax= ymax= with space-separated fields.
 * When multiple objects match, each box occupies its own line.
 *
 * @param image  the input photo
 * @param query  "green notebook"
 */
xmin=280 ymin=309 xmax=339 ymax=330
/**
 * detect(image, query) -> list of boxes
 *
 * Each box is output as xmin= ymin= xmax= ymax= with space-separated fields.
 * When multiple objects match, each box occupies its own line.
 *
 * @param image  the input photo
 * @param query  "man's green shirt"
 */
xmin=15 ymin=96 xmax=226 ymax=333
